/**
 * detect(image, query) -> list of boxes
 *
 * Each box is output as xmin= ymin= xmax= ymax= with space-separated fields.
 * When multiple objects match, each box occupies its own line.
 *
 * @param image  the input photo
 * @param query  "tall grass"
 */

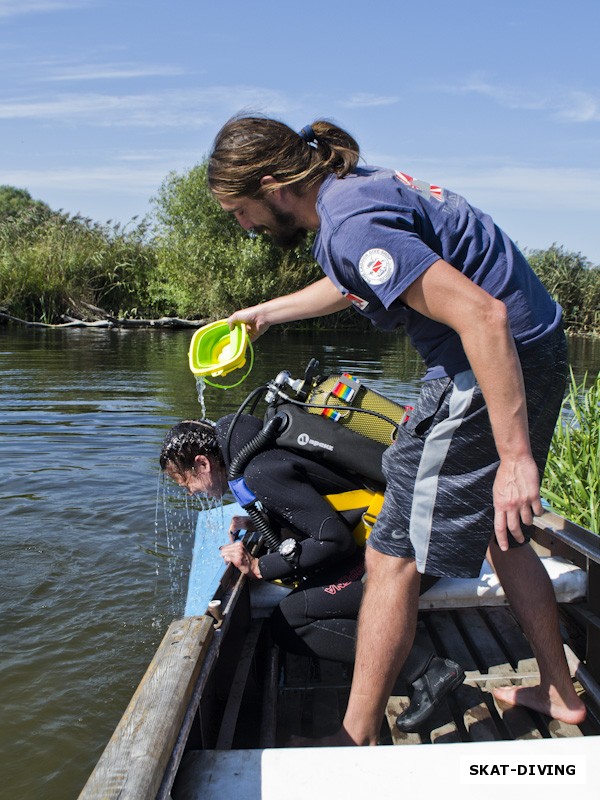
xmin=0 ymin=206 xmax=158 ymax=322
xmin=542 ymin=369 xmax=600 ymax=533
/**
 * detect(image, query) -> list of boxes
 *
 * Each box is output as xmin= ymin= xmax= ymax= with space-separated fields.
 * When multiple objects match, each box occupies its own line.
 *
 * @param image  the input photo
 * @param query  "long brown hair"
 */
xmin=207 ymin=114 xmax=360 ymax=200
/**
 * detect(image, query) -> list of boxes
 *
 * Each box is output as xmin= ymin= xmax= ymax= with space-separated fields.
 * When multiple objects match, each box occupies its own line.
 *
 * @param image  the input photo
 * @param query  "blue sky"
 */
xmin=2 ymin=0 xmax=599 ymax=264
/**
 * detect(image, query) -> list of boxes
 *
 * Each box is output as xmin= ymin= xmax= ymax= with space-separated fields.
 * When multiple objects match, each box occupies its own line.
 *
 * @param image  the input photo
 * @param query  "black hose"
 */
xmin=227 ymin=414 xmax=286 ymax=552
xmin=228 ymin=414 xmax=284 ymax=480
xmin=243 ymin=505 xmax=282 ymax=553
xmin=224 ymin=384 xmax=268 ymax=463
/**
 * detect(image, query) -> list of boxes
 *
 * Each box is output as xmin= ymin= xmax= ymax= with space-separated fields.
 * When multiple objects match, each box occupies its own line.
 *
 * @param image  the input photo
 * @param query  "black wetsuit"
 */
xmin=216 ymin=413 xmax=436 ymax=681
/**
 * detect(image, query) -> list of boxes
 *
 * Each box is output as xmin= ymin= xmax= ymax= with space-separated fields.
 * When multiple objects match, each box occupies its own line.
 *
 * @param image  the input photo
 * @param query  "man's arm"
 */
xmin=400 ymin=259 xmax=542 ymax=550
xmin=228 ymin=276 xmax=352 ymax=340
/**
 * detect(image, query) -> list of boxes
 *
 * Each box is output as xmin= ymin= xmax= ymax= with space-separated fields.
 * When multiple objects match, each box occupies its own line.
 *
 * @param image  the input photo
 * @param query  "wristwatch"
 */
xmin=278 ymin=537 xmax=300 ymax=569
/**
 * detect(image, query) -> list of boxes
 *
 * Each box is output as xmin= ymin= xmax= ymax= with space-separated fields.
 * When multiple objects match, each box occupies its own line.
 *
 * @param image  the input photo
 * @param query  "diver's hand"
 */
xmin=228 ymin=516 xmax=254 ymax=541
xmin=219 ymin=540 xmax=262 ymax=579
xmin=228 ymin=306 xmax=271 ymax=341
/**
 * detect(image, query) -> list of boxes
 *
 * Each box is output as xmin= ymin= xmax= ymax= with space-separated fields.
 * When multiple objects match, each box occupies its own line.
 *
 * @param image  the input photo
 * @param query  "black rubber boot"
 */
xmin=395 ymin=657 xmax=465 ymax=732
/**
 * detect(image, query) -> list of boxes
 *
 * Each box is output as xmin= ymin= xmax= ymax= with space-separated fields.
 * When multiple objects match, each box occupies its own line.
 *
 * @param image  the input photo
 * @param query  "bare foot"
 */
xmin=493 ymin=685 xmax=586 ymax=725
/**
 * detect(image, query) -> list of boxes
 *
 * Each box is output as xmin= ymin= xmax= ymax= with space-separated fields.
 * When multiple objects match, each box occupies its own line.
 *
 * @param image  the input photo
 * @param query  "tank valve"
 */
xmin=265 ymin=370 xmax=304 ymax=404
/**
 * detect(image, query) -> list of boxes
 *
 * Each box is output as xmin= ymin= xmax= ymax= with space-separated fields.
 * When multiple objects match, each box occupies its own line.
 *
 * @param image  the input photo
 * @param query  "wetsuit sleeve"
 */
xmin=243 ymin=449 xmax=359 ymax=581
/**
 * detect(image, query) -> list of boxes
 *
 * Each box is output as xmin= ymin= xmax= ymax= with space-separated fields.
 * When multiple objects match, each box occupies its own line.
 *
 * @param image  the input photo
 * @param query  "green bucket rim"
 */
xmin=188 ymin=319 xmax=253 ymax=388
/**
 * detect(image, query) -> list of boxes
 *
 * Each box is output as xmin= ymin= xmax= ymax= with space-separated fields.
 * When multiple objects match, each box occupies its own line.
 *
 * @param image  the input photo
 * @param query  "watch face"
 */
xmin=280 ymin=538 xmax=296 ymax=557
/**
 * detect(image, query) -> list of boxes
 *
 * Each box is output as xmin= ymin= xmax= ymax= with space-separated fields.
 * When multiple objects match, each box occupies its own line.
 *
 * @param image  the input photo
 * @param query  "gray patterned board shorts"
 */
xmin=368 ymin=326 xmax=568 ymax=578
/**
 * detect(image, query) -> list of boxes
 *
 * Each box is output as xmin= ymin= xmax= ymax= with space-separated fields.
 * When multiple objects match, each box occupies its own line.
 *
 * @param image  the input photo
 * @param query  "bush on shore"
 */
xmin=0 ymin=187 xmax=158 ymax=322
xmin=149 ymin=163 xmax=323 ymax=319
xmin=1 ymin=179 xmax=599 ymax=333
xmin=526 ymin=245 xmax=600 ymax=335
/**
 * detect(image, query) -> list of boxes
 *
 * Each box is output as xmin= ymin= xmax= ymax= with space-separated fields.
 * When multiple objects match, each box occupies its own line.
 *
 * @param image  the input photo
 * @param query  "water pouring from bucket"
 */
xmin=188 ymin=319 xmax=254 ymax=390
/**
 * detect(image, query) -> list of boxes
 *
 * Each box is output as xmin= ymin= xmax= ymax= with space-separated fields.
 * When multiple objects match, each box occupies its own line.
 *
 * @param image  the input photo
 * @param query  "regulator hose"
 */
xmin=227 ymin=414 xmax=286 ymax=552
xmin=243 ymin=505 xmax=282 ymax=554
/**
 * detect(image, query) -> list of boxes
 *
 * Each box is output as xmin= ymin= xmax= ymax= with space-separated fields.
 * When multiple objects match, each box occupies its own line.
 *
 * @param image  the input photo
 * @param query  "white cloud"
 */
xmin=341 ymin=92 xmax=399 ymax=108
xmin=368 ymin=151 xmax=600 ymax=213
xmin=40 ymin=63 xmax=186 ymax=82
xmin=446 ymin=164 xmax=600 ymax=210
xmin=0 ymin=0 xmax=92 ymax=19
xmin=2 ymin=164 xmax=166 ymax=193
xmin=441 ymin=75 xmax=600 ymax=123
xmin=554 ymin=91 xmax=599 ymax=123
xmin=0 ymin=86 xmax=291 ymax=127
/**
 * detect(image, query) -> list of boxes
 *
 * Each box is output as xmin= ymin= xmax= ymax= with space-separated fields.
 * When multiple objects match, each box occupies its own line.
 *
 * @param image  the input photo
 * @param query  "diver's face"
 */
xmin=165 ymin=456 xmax=224 ymax=499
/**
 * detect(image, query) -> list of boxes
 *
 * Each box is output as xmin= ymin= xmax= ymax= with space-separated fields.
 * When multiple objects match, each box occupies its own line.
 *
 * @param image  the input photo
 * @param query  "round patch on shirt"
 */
xmin=358 ymin=248 xmax=394 ymax=285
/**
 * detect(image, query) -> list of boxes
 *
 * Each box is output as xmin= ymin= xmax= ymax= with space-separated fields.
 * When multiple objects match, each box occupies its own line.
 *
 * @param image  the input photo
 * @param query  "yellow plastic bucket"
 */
xmin=188 ymin=319 xmax=253 ymax=388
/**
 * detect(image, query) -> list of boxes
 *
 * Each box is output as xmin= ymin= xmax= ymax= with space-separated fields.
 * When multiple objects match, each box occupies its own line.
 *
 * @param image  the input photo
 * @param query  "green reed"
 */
xmin=0 ymin=206 xmax=158 ymax=322
xmin=542 ymin=369 xmax=600 ymax=533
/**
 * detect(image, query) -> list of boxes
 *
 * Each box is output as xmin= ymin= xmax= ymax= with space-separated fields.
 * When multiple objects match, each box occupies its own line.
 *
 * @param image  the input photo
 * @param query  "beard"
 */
xmin=258 ymin=200 xmax=307 ymax=249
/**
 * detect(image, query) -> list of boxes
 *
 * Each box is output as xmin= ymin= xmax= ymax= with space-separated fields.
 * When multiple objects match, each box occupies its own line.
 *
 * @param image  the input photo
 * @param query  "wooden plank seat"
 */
xmin=270 ymin=605 xmax=600 ymax=748
xmin=241 ymin=552 xmax=597 ymax=750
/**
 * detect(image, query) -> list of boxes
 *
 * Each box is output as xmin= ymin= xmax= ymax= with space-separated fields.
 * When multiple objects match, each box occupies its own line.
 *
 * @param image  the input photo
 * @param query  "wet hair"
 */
xmin=207 ymin=113 xmax=360 ymax=201
xmin=159 ymin=420 xmax=224 ymax=474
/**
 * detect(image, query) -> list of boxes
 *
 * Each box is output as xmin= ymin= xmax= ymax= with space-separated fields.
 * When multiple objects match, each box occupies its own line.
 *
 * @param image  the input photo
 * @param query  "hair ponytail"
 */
xmin=208 ymin=114 xmax=360 ymax=200
xmin=310 ymin=120 xmax=360 ymax=180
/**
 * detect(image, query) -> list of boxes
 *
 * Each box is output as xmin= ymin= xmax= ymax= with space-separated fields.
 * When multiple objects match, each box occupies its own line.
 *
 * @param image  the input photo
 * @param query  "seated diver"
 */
xmin=160 ymin=415 xmax=465 ymax=731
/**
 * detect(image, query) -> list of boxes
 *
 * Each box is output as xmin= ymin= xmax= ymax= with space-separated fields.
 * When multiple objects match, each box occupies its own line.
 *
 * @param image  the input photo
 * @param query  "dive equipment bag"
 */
xmin=267 ymin=404 xmax=388 ymax=486
xmin=264 ymin=366 xmax=408 ymax=487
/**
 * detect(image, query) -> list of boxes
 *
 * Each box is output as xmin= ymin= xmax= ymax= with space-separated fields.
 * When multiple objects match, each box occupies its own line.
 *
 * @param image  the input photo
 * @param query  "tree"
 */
xmin=150 ymin=162 xmax=321 ymax=319
xmin=527 ymin=244 xmax=600 ymax=333
xmin=0 ymin=186 xmax=51 ymax=220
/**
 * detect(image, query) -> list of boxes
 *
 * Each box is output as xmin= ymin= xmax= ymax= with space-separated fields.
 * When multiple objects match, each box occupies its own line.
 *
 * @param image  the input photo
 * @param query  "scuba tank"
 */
xmin=305 ymin=372 xmax=407 ymax=445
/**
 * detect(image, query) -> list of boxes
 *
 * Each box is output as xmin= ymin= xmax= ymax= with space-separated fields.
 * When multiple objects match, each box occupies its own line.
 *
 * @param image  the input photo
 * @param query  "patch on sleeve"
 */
xmin=344 ymin=291 xmax=369 ymax=310
xmin=395 ymin=170 xmax=444 ymax=201
xmin=358 ymin=248 xmax=395 ymax=285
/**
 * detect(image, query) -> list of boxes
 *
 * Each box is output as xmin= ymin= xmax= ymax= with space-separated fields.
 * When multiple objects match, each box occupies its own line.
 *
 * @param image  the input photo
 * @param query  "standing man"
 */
xmin=206 ymin=114 xmax=586 ymax=745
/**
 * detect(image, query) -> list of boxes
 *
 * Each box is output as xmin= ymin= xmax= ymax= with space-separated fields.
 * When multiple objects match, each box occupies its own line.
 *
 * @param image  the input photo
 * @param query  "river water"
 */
xmin=1 ymin=324 xmax=599 ymax=800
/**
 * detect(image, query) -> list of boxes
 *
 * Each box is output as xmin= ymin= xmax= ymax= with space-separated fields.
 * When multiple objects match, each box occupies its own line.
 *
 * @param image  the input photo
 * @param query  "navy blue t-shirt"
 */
xmin=313 ymin=167 xmax=561 ymax=379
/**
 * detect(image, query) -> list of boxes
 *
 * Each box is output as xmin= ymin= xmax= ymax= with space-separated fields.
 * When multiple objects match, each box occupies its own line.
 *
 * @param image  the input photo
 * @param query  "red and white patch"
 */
xmin=395 ymin=170 xmax=444 ymax=202
xmin=345 ymin=292 xmax=369 ymax=310
xmin=358 ymin=248 xmax=394 ymax=285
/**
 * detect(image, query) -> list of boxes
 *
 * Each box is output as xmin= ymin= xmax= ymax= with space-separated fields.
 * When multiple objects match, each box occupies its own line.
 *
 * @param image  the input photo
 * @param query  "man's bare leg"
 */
xmin=487 ymin=540 xmax=586 ymax=724
xmin=292 ymin=548 xmax=421 ymax=746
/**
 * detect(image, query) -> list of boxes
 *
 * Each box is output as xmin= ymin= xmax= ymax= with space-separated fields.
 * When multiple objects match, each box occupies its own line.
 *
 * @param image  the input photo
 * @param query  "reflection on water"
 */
xmin=0 ymin=324 xmax=598 ymax=800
